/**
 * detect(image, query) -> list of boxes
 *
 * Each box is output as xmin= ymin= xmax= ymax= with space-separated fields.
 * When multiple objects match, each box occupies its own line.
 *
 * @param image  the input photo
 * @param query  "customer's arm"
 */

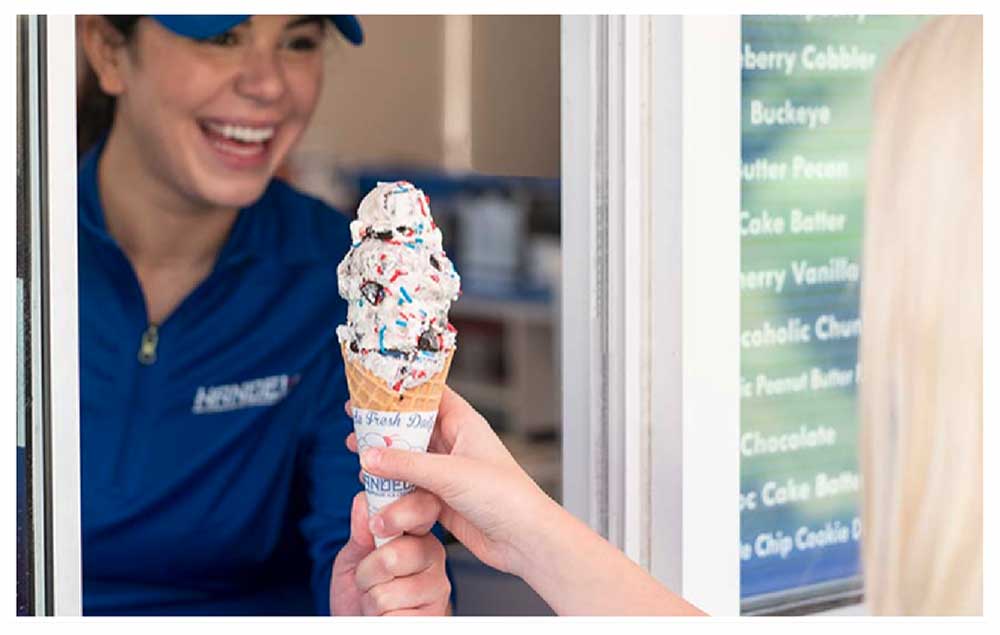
xmin=348 ymin=387 xmax=705 ymax=616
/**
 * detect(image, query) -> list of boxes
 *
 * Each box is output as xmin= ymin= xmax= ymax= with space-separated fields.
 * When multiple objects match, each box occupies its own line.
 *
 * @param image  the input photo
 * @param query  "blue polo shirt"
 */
xmin=78 ymin=140 xmax=360 ymax=615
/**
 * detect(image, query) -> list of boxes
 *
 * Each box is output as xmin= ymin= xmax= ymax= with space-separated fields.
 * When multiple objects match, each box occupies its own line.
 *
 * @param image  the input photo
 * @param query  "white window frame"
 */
xmin=561 ymin=15 xmax=741 ymax=616
xmin=47 ymin=14 xmax=83 ymax=617
xmin=21 ymin=14 xmax=82 ymax=617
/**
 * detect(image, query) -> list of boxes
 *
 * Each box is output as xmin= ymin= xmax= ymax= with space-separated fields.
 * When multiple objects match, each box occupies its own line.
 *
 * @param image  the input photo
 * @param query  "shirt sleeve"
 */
xmin=297 ymin=335 xmax=360 ymax=615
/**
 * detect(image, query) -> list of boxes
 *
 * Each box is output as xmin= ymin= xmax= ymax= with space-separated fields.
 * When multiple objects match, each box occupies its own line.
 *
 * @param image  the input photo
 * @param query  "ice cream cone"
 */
xmin=336 ymin=181 xmax=460 ymax=547
xmin=341 ymin=344 xmax=454 ymax=413
xmin=342 ymin=343 xmax=454 ymax=546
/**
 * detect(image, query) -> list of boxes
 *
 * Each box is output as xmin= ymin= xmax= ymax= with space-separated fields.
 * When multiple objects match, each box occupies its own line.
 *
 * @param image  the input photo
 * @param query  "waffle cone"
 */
xmin=341 ymin=343 xmax=454 ymax=412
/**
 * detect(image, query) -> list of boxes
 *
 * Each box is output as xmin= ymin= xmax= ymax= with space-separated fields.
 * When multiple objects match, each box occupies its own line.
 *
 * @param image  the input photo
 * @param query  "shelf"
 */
xmin=451 ymin=294 xmax=556 ymax=326
xmin=448 ymin=378 xmax=512 ymax=413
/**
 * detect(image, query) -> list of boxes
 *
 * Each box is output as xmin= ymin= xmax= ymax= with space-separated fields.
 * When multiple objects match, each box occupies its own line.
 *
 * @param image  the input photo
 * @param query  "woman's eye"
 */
xmin=204 ymin=31 xmax=239 ymax=47
xmin=285 ymin=36 xmax=319 ymax=52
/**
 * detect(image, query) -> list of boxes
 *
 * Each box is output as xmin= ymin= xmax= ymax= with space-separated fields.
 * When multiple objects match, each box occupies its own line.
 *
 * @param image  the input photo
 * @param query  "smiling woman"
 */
xmin=81 ymin=15 xmax=326 ymax=212
xmin=73 ymin=15 xmax=454 ymax=617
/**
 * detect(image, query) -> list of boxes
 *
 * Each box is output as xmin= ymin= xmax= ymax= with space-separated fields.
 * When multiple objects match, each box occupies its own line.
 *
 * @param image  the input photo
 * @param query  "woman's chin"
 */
xmin=202 ymin=180 xmax=272 ymax=211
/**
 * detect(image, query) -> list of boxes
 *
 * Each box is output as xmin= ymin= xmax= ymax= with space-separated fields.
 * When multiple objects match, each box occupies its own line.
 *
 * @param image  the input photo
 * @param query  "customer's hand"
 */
xmin=345 ymin=386 xmax=558 ymax=579
xmin=345 ymin=387 xmax=705 ymax=616
xmin=329 ymin=492 xmax=451 ymax=616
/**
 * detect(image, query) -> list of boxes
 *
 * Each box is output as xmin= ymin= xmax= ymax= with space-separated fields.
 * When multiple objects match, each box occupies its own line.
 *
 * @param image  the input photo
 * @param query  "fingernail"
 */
xmin=369 ymin=515 xmax=385 ymax=536
xmin=360 ymin=448 xmax=380 ymax=469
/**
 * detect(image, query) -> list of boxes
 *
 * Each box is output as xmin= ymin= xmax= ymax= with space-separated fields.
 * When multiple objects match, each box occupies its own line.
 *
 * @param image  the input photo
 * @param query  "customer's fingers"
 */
xmin=361 ymin=446 xmax=478 ymax=503
xmin=370 ymin=490 xmax=442 ymax=539
xmin=346 ymin=432 xmax=358 ymax=453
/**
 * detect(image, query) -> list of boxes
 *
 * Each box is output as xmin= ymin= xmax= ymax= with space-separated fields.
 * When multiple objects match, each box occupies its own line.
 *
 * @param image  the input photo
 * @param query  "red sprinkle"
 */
xmin=446 ymin=323 xmax=457 ymax=333
xmin=430 ymin=274 xmax=440 ymax=283
xmin=390 ymin=269 xmax=406 ymax=283
xmin=380 ymin=254 xmax=387 ymax=261
xmin=430 ymin=317 xmax=437 ymax=325
xmin=392 ymin=379 xmax=403 ymax=392
xmin=376 ymin=265 xmax=384 ymax=275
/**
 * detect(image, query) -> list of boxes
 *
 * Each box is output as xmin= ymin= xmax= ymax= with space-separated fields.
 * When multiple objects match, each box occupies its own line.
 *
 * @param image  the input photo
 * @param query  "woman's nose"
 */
xmin=235 ymin=49 xmax=286 ymax=104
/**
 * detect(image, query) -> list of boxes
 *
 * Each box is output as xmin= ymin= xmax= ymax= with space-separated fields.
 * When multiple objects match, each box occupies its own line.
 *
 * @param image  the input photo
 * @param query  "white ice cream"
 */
xmin=337 ymin=181 xmax=461 ymax=392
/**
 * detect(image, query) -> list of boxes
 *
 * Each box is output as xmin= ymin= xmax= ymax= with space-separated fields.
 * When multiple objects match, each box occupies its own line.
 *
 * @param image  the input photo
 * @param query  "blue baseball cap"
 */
xmin=151 ymin=15 xmax=363 ymax=45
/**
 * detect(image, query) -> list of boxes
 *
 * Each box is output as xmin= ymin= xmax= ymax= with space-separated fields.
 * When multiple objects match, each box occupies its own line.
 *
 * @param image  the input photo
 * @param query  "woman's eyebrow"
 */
xmin=285 ymin=16 xmax=325 ymax=30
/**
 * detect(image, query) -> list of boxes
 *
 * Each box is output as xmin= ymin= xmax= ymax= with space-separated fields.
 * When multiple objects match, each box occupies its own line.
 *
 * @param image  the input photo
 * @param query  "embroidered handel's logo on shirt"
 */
xmin=192 ymin=374 xmax=297 ymax=414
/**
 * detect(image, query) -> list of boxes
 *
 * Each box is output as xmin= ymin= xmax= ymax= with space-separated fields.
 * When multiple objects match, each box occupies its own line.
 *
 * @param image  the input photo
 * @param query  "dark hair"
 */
xmin=77 ymin=16 xmax=142 ymax=158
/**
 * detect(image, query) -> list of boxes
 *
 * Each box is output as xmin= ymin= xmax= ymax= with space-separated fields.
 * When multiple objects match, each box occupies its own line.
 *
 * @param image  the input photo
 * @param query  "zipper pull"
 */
xmin=137 ymin=324 xmax=159 ymax=365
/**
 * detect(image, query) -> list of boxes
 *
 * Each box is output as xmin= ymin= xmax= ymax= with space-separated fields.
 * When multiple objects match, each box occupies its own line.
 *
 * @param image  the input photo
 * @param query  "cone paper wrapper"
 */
xmin=341 ymin=344 xmax=452 ymax=547
xmin=354 ymin=407 xmax=437 ymax=547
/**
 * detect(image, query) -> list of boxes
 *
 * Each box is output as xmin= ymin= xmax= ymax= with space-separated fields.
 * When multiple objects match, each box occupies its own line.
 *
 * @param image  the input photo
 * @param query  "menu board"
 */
xmin=739 ymin=15 xmax=925 ymax=611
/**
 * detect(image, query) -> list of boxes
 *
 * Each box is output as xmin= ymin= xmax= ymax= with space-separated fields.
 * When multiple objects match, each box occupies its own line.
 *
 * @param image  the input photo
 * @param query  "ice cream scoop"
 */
xmin=336 ymin=181 xmax=461 ymax=392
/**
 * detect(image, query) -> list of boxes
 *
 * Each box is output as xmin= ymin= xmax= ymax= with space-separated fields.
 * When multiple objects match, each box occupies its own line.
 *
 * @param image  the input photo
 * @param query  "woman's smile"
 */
xmin=198 ymin=117 xmax=280 ymax=170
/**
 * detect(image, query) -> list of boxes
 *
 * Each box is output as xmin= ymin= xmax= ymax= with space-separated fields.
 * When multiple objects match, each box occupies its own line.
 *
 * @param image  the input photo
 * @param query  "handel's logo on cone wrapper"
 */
xmin=354 ymin=407 xmax=438 ymax=546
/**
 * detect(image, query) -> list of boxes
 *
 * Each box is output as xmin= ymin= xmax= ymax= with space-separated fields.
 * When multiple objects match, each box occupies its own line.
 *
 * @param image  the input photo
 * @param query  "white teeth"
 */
xmin=205 ymin=121 xmax=275 ymax=143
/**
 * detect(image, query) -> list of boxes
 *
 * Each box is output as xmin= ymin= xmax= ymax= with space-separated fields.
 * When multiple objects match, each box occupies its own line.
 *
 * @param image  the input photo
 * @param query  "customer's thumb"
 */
xmin=361 ymin=447 xmax=469 ymax=501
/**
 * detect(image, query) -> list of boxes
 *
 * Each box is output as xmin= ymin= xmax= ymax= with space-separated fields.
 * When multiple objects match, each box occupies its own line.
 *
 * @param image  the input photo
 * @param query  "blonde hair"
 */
xmin=860 ymin=15 xmax=982 ymax=615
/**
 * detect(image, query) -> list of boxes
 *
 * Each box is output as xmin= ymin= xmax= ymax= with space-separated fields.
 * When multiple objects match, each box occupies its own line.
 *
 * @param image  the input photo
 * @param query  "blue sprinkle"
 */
xmin=400 ymin=287 xmax=413 ymax=303
xmin=396 ymin=319 xmax=408 ymax=328
xmin=352 ymin=241 xmax=361 ymax=248
xmin=419 ymin=309 xmax=428 ymax=318
xmin=404 ymin=242 xmax=417 ymax=250
xmin=357 ymin=300 xmax=363 ymax=307
xmin=415 ymin=238 xmax=424 ymax=244
xmin=379 ymin=326 xmax=386 ymax=353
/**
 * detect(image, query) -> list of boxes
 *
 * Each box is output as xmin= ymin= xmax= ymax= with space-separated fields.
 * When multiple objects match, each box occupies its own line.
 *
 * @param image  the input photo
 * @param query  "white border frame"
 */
xmin=44 ymin=14 xmax=82 ymax=616
xmin=647 ymin=15 xmax=741 ymax=616
xmin=673 ymin=15 xmax=740 ymax=615
xmin=605 ymin=14 xmax=651 ymax=563
xmin=26 ymin=13 xmax=49 ymax=614
xmin=560 ymin=16 xmax=653 ymax=559
xmin=561 ymin=15 xmax=609 ymax=536
xmin=562 ymin=14 xmax=741 ymax=614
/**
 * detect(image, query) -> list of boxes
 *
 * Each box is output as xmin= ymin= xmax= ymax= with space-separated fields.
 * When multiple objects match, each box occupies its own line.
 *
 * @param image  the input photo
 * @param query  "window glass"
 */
xmin=739 ymin=15 xmax=925 ymax=613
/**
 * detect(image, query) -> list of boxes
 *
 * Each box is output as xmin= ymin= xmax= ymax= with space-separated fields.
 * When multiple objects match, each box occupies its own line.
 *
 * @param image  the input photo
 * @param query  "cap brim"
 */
xmin=151 ymin=15 xmax=363 ymax=46
xmin=330 ymin=15 xmax=364 ymax=46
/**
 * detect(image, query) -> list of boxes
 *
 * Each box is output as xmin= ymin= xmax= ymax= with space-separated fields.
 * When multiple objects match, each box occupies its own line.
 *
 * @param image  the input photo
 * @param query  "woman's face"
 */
xmin=110 ymin=16 xmax=326 ymax=210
